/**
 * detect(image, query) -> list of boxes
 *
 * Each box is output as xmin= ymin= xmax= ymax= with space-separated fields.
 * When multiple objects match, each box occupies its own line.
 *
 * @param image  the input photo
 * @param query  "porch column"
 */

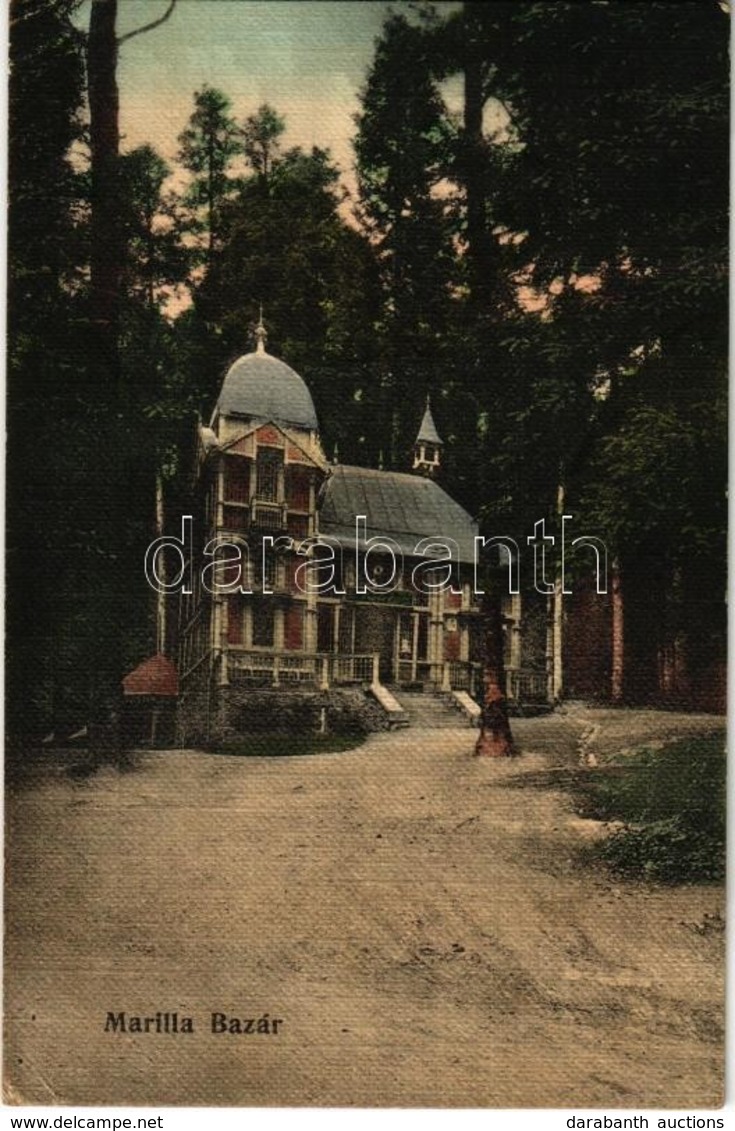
xmin=320 ymin=655 xmax=330 ymax=690
xmin=304 ymin=563 xmax=318 ymax=652
xmin=460 ymin=620 xmax=470 ymax=662
xmin=274 ymin=606 xmax=285 ymax=651
xmin=392 ymin=611 xmax=400 ymax=683
xmin=429 ymin=587 xmax=443 ymax=686
xmin=308 ymin=474 xmax=316 ymax=537
xmin=546 ymin=593 xmax=554 ymax=702
xmin=510 ymin=592 xmax=522 ymax=671
xmin=215 ymin=598 xmax=228 ymax=687
xmin=216 ymin=455 xmax=225 ymax=528
xmin=411 ymin=612 xmax=419 ymax=682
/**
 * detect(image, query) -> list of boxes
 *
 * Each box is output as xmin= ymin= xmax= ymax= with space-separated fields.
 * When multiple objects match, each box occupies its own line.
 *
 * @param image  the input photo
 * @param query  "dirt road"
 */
xmin=4 ymin=708 xmax=725 ymax=1107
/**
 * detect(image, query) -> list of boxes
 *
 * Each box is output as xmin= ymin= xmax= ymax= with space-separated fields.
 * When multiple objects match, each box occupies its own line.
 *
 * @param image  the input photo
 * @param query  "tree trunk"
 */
xmin=611 ymin=558 xmax=624 ymax=704
xmin=474 ymin=584 xmax=515 ymax=757
xmin=88 ymin=0 xmax=121 ymax=372
xmin=462 ymin=2 xmax=495 ymax=312
xmin=207 ymin=132 xmax=215 ymax=261
xmin=552 ymin=481 xmax=564 ymax=701
xmin=85 ymin=0 xmax=125 ymax=727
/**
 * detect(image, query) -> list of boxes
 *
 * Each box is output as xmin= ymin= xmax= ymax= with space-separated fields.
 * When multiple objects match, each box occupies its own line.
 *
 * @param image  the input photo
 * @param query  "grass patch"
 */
xmin=585 ymin=732 xmax=726 ymax=884
xmin=206 ymin=732 xmax=366 ymax=758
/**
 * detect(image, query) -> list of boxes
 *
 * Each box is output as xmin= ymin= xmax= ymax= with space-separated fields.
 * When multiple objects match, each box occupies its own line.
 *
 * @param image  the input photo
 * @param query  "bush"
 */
xmin=591 ymin=734 xmax=725 ymax=883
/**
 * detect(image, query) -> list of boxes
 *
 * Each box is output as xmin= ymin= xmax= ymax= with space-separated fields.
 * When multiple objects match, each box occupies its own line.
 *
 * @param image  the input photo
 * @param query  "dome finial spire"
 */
xmin=254 ymin=305 xmax=267 ymax=355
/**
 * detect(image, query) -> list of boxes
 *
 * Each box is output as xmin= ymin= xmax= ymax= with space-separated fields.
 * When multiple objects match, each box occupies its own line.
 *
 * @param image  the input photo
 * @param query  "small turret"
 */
xmin=412 ymin=396 xmax=443 ymax=476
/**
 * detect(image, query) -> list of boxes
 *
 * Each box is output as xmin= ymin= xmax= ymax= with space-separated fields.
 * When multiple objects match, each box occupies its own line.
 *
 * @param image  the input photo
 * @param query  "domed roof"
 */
xmin=214 ymin=323 xmax=318 ymax=431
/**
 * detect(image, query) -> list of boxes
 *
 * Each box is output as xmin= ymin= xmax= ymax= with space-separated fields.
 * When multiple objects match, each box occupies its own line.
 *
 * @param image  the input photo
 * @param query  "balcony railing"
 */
xmin=506 ymin=668 xmax=549 ymax=703
xmin=224 ymin=651 xmax=549 ymax=703
xmin=250 ymin=498 xmax=288 ymax=531
xmin=227 ymin=649 xmax=379 ymax=689
xmin=441 ymin=662 xmax=549 ymax=703
xmin=442 ymin=660 xmax=482 ymax=697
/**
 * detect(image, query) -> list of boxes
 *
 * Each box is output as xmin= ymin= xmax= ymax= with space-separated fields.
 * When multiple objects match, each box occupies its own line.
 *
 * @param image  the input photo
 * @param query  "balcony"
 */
xmin=250 ymin=498 xmax=288 ymax=531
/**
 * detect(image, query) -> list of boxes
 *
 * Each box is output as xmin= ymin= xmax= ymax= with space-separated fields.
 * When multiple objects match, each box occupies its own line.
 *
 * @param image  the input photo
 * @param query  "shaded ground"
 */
xmin=4 ymin=706 xmax=725 ymax=1107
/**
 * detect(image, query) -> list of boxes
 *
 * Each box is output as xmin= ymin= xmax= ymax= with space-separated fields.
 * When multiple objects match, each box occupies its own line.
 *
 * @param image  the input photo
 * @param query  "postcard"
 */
xmin=4 ymin=0 xmax=727 ymax=1113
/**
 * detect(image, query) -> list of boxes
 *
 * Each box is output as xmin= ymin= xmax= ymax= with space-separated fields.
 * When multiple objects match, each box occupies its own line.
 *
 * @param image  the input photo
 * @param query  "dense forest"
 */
xmin=7 ymin=0 xmax=728 ymax=738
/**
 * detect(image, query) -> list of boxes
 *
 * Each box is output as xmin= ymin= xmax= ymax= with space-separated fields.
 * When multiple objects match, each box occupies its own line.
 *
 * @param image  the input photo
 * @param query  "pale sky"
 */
xmin=76 ymin=0 xmax=447 ymax=191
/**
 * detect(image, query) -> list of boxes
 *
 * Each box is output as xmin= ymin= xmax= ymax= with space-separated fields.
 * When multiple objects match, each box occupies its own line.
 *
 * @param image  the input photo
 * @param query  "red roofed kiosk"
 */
xmin=122 ymin=654 xmax=178 ymax=746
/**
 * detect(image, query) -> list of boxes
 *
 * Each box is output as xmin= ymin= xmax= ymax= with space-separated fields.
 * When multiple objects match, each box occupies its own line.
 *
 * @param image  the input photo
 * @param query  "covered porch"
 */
xmin=223 ymin=647 xmax=549 ymax=706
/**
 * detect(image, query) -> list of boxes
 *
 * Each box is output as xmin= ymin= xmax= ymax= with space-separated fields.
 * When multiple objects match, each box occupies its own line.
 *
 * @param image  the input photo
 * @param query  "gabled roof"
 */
xmin=217 ymin=419 xmax=329 ymax=472
xmin=319 ymin=464 xmax=478 ymax=562
xmin=416 ymin=399 xmax=443 ymax=446
xmin=122 ymin=654 xmax=179 ymax=698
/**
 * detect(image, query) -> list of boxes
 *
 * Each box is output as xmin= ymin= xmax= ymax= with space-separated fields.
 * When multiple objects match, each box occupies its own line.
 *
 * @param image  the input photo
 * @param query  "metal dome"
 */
xmin=214 ymin=342 xmax=319 ymax=432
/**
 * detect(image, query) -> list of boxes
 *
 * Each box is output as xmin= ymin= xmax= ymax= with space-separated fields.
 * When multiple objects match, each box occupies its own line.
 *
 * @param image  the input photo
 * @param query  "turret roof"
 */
xmin=415 ymin=398 xmax=443 ymax=446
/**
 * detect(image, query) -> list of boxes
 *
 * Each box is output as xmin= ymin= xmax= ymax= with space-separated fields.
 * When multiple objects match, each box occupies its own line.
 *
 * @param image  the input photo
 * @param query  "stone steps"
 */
xmin=389 ymin=689 xmax=472 ymax=729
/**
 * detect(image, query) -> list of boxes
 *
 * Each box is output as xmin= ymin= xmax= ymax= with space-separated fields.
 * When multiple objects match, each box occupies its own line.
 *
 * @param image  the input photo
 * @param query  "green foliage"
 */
xmin=242 ymin=102 xmax=285 ymax=181
xmin=353 ymin=11 xmax=459 ymax=467
xmin=492 ymin=3 xmax=728 ymax=301
xmin=580 ymin=399 xmax=727 ymax=562
xmin=185 ymin=134 xmax=382 ymax=459
xmin=8 ymin=0 xmax=86 ymax=313
xmin=365 ymin=1 xmax=727 ymax=691
xmin=478 ymin=0 xmax=728 ymax=565
xmin=177 ymin=85 xmax=243 ymax=256
xmin=8 ymin=0 xmax=728 ymax=735
xmin=590 ymin=735 xmax=726 ymax=883
xmin=355 ymin=13 xmax=455 ymax=227
xmin=119 ymin=144 xmax=191 ymax=305
xmin=9 ymin=2 xmax=197 ymax=737
xmin=7 ymin=0 xmax=90 ymax=736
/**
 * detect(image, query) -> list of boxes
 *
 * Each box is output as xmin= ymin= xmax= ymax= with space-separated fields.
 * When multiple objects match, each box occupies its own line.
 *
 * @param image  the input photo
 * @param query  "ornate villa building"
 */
xmin=124 ymin=322 xmax=723 ymax=741
xmin=173 ymin=321 xmax=548 ymax=739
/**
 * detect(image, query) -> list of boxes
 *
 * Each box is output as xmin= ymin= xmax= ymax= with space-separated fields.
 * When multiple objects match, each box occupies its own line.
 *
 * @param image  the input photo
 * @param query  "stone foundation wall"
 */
xmin=177 ymin=687 xmax=214 ymax=748
xmin=325 ymin=688 xmax=390 ymax=734
xmin=177 ymin=684 xmax=389 ymax=746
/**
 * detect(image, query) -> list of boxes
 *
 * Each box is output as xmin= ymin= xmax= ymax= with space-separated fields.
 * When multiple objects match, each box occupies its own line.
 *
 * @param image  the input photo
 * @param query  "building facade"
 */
xmin=177 ymin=323 xmax=545 ymax=738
